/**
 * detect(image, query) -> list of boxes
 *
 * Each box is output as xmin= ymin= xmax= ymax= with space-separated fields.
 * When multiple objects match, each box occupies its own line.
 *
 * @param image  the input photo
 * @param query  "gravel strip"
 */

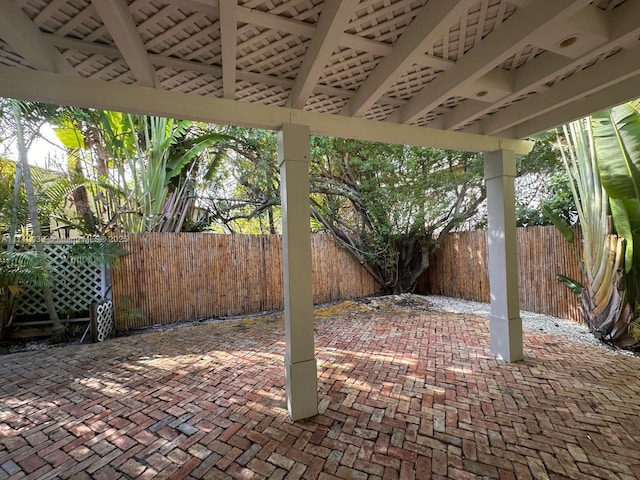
xmin=423 ymin=294 xmax=636 ymax=356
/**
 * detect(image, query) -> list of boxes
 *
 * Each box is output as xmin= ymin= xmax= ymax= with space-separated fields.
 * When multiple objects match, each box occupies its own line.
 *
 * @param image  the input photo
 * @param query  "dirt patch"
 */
xmin=0 ymin=294 xmax=433 ymax=356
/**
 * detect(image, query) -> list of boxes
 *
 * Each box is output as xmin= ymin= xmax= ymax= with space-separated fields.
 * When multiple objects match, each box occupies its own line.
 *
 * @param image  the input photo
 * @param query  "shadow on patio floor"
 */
xmin=1 ymin=298 xmax=639 ymax=479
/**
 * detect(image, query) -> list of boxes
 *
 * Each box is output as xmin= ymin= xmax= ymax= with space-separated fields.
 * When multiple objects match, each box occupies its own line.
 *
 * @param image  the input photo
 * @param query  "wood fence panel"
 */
xmin=112 ymin=233 xmax=379 ymax=327
xmin=113 ymin=227 xmax=582 ymax=328
xmin=424 ymin=226 xmax=582 ymax=321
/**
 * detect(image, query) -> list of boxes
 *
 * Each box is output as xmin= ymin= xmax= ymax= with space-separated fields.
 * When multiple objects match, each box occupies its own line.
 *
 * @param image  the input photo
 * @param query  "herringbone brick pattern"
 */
xmin=1 ymin=301 xmax=639 ymax=479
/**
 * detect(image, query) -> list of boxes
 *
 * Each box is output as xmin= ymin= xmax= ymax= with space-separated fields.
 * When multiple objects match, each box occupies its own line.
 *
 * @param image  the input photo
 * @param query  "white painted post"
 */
xmin=484 ymin=149 xmax=523 ymax=362
xmin=278 ymin=123 xmax=319 ymax=420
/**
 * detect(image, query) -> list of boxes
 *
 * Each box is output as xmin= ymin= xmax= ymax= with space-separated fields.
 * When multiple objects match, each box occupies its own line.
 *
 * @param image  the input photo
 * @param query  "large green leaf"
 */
xmin=165 ymin=133 xmax=232 ymax=180
xmin=593 ymin=104 xmax=640 ymax=200
xmin=555 ymin=274 xmax=583 ymax=297
xmin=593 ymin=104 xmax=640 ymax=272
xmin=542 ymin=204 xmax=574 ymax=244
xmin=609 ymin=197 xmax=640 ymax=272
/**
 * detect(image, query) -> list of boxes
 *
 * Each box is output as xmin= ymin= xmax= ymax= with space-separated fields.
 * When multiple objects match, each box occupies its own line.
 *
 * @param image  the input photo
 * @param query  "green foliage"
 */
xmin=542 ymin=204 xmax=574 ymax=244
xmin=515 ymin=136 xmax=576 ymax=227
xmin=68 ymin=239 xmax=130 ymax=270
xmin=50 ymin=109 xmax=232 ymax=234
xmin=0 ymin=249 xmax=51 ymax=337
xmin=552 ymin=102 xmax=640 ymax=349
xmin=113 ymin=295 xmax=144 ymax=335
xmin=592 ymin=105 xmax=640 ymax=273
xmin=629 ymin=317 xmax=640 ymax=340
xmin=555 ymin=274 xmax=583 ymax=297
xmin=0 ymin=250 xmax=50 ymax=293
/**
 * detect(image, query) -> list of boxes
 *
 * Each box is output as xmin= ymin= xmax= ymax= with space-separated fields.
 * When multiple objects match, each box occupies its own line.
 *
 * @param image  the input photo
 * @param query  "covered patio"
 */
xmin=0 ymin=0 xmax=640 ymax=458
xmin=1 ymin=302 xmax=639 ymax=479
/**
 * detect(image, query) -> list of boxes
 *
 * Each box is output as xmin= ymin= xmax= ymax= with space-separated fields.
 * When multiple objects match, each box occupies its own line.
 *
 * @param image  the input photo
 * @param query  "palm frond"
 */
xmin=68 ymin=239 xmax=130 ymax=270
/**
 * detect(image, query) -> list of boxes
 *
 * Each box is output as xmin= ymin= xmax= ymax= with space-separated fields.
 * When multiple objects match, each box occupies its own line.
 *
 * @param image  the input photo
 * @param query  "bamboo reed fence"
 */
xmin=111 ymin=233 xmax=379 ymax=327
xmin=422 ymin=226 xmax=582 ymax=321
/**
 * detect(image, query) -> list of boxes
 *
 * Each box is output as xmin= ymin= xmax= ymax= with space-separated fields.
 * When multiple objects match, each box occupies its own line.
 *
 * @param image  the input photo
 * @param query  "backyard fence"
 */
xmin=14 ymin=241 xmax=109 ymax=321
xmin=13 ymin=226 xmax=583 ymax=330
xmin=422 ymin=226 xmax=582 ymax=321
xmin=111 ymin=233 xmax=379 ymax=327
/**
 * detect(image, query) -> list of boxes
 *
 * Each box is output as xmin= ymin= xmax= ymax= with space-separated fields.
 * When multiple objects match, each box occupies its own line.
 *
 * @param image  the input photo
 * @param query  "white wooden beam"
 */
xmin=387 ymin=0 xmax=590 ymax=125
xmin=287 ymin=0 xmax=359 ymax=109
xmin=342 ymin=0 xmax=472 ymax=117
xmin=91 ymin=0 xmax=159 ymax=88
xmin=219 ymin=0 xmax=237 ymax=99
xmin=0 ymin=1 xmax=76 ymax=75
xmin=484 ymin=47 xmax=640 ymax=136
xmin=47 ymin=34 xmax=405 ymax=107
xmin=510 ymin=75 xmax=640 ymax=138
xmin=0 ymin=66 xmax=533 ymax=154
xmin=439 ymin=0 xmax=640 ymax=131
xmin=340 ymin=35 xmax=455 ymax=71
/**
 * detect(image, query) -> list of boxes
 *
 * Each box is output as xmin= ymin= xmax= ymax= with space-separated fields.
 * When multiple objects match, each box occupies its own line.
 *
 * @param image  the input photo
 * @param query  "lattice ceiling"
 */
xmin=1 ymin=0 xmax=639 ymax=142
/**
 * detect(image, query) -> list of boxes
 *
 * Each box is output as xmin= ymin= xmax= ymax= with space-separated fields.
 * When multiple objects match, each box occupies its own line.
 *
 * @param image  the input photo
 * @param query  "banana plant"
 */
xmin=553 ymin=104 xmax=640 ymax=349
xmin=591 ymin=104 xmax=640 ymax=347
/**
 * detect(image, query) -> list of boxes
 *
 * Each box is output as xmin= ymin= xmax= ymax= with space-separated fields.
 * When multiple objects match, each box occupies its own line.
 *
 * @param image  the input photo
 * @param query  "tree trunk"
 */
xmin=12 ymin=102 xmax=66 ymax=344
xmin=392 ymin=236 xmax=433 ymax=294
xmin=7 ymin=157 xmax=23 ymax=253
xmin=68 ymin=153 xmax=99 ymax=234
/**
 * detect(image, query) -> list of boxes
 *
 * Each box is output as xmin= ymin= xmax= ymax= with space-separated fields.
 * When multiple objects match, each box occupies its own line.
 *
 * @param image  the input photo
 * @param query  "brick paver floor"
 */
xmin=1 ymin=300 xmax=640 ymax=479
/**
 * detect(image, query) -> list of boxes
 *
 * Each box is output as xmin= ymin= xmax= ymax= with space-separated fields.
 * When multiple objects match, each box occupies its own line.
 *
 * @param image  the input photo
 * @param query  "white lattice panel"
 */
xmin=93 ymin=300 xmax=114 ymax=342
xmin=305 ymin=93 xmax=347 ymax=114
xmin=15 ymin=242 xmax=108 ymax=318
xmin=347 ymin=0 xmax=427 ymax=43
xmin=386 ymin=65 xmax=441 ymax=100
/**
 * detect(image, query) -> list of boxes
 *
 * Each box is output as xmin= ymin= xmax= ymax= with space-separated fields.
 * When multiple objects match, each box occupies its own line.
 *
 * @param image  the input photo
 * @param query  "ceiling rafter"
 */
xmin=510 ymin=74 xmax=640 ymax=138
xmin=91 ymin=0 xmax=159 ymax=88
xmin=387 ymin=0 xmax=591 ymax=125
xmin=172 ymin=0 xmax=454 ymax=71
xmin=219 ymin=0 xmax=238 ymax=99
xmin=0 ymin=1 xmax=77 ymax=75
xmin=33 ymin=0 xmax=67 ymax=25
xmin=439 ymin=0 xmax=640 ymax=132
xmin=483 ymin=47 xmax=640 ymax=136
xmin=56 ymin=3 xmax=97 ymax=37
xmin=342 ymin=0 xmax=473 ymax=117
xmin=287 ymin=0 xmax=359 ymax=109
xmin=47 ymin=34 xmax=404 ymax=108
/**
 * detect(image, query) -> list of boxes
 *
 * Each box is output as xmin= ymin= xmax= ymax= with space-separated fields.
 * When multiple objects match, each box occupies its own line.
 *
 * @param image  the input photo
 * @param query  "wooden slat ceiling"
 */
xmin=0 ymin=0 xmax=638 ymax=143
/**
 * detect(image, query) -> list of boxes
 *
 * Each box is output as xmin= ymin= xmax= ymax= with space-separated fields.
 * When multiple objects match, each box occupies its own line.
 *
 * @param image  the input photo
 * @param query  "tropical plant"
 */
xmin=0 ymin=250 xmax=50 ymax=340
xmin=551 ymin=103 xmax=640 ymax=349
xmin=52 ymin=110 xmax=231 ymax=234
xmin=8 ymin=100 xmax=66 ymax=343
xmin=68 ymin=239 xmax=130 ymax=270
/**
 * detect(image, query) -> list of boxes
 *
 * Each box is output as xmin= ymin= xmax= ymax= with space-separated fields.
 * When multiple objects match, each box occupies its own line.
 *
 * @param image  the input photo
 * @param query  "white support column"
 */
xmin=484 ymin=149 xmax=523 ymax=362
xmin=278 ymin=123 xmax=318 ymax=421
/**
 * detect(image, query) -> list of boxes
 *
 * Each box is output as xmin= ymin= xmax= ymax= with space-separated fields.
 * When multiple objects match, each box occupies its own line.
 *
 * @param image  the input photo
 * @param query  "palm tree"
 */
xmin=10 ymin=101 xmax=66 ymax=343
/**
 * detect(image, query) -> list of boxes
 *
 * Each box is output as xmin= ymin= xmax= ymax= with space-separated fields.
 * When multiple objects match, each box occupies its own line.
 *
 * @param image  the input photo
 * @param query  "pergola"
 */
xmin=0 ymin=0 xmax=638 ymax=421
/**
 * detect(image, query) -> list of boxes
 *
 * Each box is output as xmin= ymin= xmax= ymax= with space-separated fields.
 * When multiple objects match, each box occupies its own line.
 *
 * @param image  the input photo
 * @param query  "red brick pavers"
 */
xmin=1 ymin=304 xmax=640 ymax=479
